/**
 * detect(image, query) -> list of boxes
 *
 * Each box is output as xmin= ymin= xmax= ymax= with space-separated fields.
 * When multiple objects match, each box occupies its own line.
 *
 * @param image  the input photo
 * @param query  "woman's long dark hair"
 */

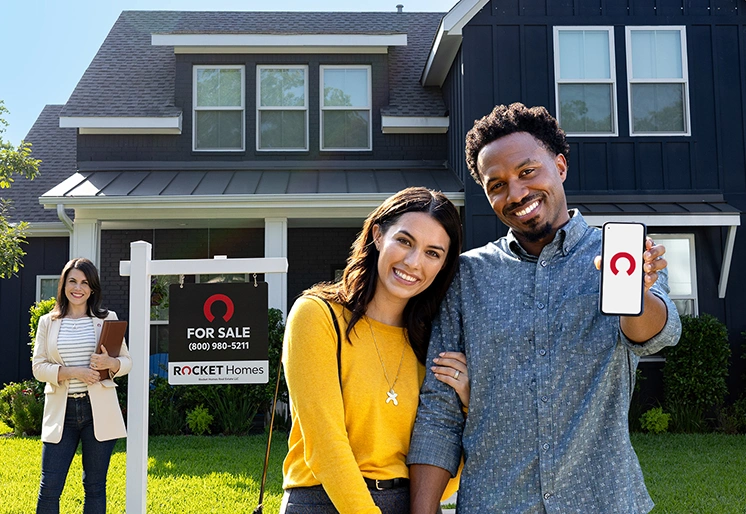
xmin=305 ymin=187 xmax=462 ymax=363
xmin=51 ymin=258 xmax=109 ymax=320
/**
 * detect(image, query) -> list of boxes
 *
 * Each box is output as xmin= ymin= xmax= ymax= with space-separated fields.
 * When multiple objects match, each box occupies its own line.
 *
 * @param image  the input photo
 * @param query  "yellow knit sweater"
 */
xmin=282 ymin=296 xmax=425 ymax=513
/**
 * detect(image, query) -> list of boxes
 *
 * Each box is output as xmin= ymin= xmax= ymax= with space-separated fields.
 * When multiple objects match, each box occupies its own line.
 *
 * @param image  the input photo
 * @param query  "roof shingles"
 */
xmin=60 ymin=11 xmax=447 ymax=120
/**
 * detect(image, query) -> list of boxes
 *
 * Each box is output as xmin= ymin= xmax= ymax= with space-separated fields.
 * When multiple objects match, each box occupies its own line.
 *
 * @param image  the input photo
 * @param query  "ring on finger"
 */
xmin=453 ymin=370 xmax=460 ymax=380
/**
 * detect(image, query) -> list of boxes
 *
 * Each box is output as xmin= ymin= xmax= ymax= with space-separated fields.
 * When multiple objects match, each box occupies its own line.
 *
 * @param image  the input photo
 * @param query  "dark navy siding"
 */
xmin=0 ymin=237 xmax=69 ymax=386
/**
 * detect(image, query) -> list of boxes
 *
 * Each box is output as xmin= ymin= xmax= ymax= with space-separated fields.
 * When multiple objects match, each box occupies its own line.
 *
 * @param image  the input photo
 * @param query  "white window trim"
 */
xmin=192 ymin=65 xmax=246 ymax=152
xmin=625 ymin=26 xmax=691 ymax=137
xmin=36 ymin=275 xmax=59 ymax=303
xmin=256 ymin=65 xmax=309 ymax=152
xmin=553 ymin=26 xmax=618 ymax=137
xmin=320 ymin=65 xmax=372 ymax=151
xmin=648 ymin=233 xmax=698 ymax=315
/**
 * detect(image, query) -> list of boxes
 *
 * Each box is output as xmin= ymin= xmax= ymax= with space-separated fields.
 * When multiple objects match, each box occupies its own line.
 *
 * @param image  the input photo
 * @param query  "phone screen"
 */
xmin=600 ymin=222 xmax=646 ymax=316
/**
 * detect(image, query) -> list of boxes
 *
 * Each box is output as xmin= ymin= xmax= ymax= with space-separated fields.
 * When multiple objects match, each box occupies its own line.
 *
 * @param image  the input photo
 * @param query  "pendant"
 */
xmin=386 ymin=390 xmax=399 ymax=406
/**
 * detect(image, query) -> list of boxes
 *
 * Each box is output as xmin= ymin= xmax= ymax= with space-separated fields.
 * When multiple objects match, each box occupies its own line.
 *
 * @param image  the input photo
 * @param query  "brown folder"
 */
xmin=96 ymin=320 xmax=127 ymax=379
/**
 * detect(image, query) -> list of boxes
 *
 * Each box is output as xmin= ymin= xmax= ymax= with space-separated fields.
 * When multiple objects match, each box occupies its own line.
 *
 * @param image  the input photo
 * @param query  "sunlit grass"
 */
xmin=0 ymin=434 xmax=286 ymax=514
xmin=1 ymin=433 xmax=744 ymax=513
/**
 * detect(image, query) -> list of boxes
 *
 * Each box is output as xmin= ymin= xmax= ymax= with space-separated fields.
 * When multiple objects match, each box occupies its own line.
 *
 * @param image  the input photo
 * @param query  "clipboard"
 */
xmin=96 ymin=320 xmax=127 ymax=379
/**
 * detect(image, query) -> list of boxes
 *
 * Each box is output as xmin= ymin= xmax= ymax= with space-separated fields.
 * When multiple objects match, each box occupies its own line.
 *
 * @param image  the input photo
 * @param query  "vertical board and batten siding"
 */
xmin=0 ymin=237 xmax=69 ymax=384
xmin=455 ymin=0 xmax=746 ymax=250
xmin=454 ymin=0 xmax=746 ymax=397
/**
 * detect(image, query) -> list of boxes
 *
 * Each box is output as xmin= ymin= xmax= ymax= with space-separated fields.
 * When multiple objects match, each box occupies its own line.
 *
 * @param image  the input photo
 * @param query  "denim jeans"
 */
xmin=36 ymin=396 xmax=117 ymax=514
xmin=280 ymin=485 xmax=438 ymax=514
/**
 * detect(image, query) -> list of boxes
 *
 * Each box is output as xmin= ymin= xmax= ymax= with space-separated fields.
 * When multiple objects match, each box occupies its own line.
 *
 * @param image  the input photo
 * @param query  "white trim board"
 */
xmin=381 ymin=116 xmax=449 ymax=134
xmin=152 ymin=34 xmax=407 ymax=54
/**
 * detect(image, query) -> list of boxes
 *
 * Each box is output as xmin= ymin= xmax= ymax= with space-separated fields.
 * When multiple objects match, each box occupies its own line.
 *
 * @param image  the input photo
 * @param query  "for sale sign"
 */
xmin=167 ymin=282 xmax=269 ymax=385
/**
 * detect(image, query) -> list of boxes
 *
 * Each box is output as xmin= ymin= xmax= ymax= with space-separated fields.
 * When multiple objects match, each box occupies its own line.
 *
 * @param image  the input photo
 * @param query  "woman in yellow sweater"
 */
xmin=281 ymin=187 xmax=468 ymax=514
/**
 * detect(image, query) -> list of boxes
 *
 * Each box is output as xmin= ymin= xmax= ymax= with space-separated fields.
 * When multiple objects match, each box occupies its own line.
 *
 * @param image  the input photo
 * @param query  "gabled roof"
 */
xmin=2 ymin=105 xmax=76 ymax=225
xmin=60 ymin=10 xmax=448 ymax=123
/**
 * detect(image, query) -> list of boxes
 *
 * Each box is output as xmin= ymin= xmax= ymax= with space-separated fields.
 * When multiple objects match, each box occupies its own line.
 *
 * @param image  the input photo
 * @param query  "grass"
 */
xmin=631 ymin=433 xmax=746 ymax=513
xmin=0 ymin=432 xmax=744 ymax=513
xmin=0 ymin=434 xmax=287 ymax=514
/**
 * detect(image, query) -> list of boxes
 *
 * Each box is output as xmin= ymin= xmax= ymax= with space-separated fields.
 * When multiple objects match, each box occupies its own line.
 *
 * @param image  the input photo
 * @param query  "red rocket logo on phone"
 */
xmin=203 ymin=294 xmax=234 ymax=322
xmin=610 ymin=252 xmax=636 ymax=276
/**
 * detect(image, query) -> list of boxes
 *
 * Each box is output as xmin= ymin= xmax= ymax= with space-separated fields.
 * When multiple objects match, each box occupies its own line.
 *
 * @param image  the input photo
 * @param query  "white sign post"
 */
xmin=120 ymin=240 xmax=288 ymax=514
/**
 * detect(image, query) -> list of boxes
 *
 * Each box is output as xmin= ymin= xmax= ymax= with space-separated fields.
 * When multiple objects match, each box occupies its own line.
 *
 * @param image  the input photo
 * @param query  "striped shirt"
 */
xmin=58 ymin=317 xmax=97 ymax=394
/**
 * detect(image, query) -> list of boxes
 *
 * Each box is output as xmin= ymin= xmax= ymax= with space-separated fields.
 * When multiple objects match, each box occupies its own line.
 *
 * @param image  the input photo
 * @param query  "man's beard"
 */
xmin=517 ymin=220 xmax=554 ymax=243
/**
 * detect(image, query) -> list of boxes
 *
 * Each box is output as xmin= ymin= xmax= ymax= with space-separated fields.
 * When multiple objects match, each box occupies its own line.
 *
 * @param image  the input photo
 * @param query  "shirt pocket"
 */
xmin=556 ymin=292 xmax=617 ymax=354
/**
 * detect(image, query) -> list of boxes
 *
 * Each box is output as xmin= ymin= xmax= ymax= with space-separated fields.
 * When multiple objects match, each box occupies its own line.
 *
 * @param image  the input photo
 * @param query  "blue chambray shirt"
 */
xmin=408 ymin=211 xmax=681 ymax=513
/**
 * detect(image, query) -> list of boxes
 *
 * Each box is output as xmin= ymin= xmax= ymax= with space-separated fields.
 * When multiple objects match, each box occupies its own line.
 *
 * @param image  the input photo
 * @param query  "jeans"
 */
xmin=36 ymin=396 xmax=117 ymax=514
xmin=281 ymin=485 xmax=421 ymax=514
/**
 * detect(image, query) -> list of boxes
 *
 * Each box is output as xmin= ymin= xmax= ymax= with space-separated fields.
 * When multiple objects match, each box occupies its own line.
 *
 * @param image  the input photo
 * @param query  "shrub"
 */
xmin=663 ymin=314 xmax=730 ymax=432
xmin=28 ymin=297 xmax=57 ymax=357
xmin=149 ymin=376 xmax=187 ymax=435
xmin=0 ymin=380 xmax=44 ymax=436
xmin=640 ymin=407 xmax=671 ymax=434
xmin=186 ymin=405 xmax=213 ymax=435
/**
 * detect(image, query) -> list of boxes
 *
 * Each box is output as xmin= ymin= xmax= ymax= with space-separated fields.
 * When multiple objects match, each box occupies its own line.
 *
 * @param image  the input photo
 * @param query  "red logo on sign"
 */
xmin=203 ymin=294 xmax=235 ymax=322
xmin=610 ymin=252 xmax=636 ymax=276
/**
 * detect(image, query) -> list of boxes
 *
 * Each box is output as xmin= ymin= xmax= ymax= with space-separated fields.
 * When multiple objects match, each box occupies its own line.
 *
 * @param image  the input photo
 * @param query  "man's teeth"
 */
xmin=394 ymin=269 xmax=417 ymax=282
xmin=515 ymin=201 xmax=539 ymax=217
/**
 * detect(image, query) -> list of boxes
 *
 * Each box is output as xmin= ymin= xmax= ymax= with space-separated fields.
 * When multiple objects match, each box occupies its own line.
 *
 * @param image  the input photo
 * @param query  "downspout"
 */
xmin=57 ymin=204 xmax=74 ymax=233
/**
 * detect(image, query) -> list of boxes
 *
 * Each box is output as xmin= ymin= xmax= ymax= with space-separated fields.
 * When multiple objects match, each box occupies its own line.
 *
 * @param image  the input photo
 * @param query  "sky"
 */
xmin=0 ymin=0 xmax=458 ymax=146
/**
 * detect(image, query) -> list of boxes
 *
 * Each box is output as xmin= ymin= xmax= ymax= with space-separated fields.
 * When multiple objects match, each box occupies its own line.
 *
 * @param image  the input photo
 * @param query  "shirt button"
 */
xmin=540 ymin=260 xmax=547 ymax=267
xmin=542 ymin=443 xmax=550 ymax=450
xmin=539 ymin=349 xmax=547 ymax=356
xmin=537 ymin=302 xmax=545 ymax=309
xmin=544 ymin=492 xmax=552 ymax=500
xmin=541 ymin=395 xmax=548 ymax=402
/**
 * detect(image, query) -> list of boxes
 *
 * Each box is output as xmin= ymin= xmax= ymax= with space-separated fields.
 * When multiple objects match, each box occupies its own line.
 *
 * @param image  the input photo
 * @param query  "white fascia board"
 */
xmin=25 ymin=222 xmax=72 ymax=237
xmin=381 ymin=116 xmax=449 ymax=134
xmin=172 ymin=46 xmax=391 ymax=55
xmin=59 ymin=115 xmax=182 ymax=133
xmin=152 ymin=34 xmax=407 ymax=53
xmin=442 ymin=0 xmax=490 ymax=36
xmin=421 ymin=0 xmax=489 ymax=87
xmin=582 ymin=213 xmax=741 ymax=228
xmin=42 ymin=193 xmax=465 ymax=212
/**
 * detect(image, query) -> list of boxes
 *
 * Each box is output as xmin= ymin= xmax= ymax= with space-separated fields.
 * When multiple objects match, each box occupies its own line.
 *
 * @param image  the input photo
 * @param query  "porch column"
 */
xmin=70 ymin=218 xmax=101 ymax=266
xmin=265 ymin=217 xmax=288 ymax=317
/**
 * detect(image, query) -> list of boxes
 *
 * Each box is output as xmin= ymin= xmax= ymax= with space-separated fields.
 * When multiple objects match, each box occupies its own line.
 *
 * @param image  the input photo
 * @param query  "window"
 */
xmin=193 ymin=65 xmax=245 ymax=151
xmin=649 ymin=234 xmax=697 ymax=316
xmin=257 ymin=66 xmax=308 ymax=151
xmin=554 ymin=27 xmax=617 ymax=136
xmin=36 ymin=275 xmax=59 ymax=302
xmin=626 ymin=27 xmax=690 ymax=136
xmin=320 ymin=66 xmax=371 ymax=150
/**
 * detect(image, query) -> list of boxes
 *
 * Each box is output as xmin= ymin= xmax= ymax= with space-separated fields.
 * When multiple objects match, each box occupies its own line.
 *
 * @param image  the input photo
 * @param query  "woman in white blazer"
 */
xmin=32 ymin=258 xmax=132 ymax=514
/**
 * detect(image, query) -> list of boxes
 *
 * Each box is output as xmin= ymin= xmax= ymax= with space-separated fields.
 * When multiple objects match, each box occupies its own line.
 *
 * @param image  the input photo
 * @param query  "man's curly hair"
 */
xmin=465 ymin=102 xmax=569 ymax=186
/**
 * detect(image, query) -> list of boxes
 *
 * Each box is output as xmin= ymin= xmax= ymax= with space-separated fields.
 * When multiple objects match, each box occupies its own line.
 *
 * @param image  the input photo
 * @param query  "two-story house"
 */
xmin=4 ymin=1 xmax=744 ymax=401
xmin=1 ymin=9 xmax=464 ymax=385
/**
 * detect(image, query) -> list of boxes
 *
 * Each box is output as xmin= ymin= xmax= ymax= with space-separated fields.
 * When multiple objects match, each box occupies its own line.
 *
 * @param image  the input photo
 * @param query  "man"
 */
xmin=407 ymin=103 xmax=681 ymax=513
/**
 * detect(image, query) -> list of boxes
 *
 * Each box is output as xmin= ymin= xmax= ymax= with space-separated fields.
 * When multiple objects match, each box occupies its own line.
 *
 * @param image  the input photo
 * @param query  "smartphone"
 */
xmin=600 ymin=222 xmax=646 ymax=316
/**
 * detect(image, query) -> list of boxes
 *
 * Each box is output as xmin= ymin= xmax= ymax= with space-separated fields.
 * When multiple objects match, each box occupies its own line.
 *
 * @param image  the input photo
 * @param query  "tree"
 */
xmin=0 ymin=100 xmax=41 ymax=278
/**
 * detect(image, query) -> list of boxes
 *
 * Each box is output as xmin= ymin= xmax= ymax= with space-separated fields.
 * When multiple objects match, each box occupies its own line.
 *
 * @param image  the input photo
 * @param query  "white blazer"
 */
xmin=32 ymin=311 xmax=132 ymax=443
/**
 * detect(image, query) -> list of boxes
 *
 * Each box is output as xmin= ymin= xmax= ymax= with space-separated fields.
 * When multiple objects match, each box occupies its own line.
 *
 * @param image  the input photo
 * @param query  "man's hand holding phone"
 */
xmin=641 ymin=237 xmax=668 ymax=293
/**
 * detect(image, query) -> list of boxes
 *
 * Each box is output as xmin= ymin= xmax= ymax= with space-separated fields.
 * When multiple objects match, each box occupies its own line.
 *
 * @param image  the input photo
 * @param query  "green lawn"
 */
xmin=0 ymin=434 xmax=287 ymax=514
xmin=631 ymin=433 xmax=746 ymax=513
xmin=0 ymin=431 xmax=744 ymax=513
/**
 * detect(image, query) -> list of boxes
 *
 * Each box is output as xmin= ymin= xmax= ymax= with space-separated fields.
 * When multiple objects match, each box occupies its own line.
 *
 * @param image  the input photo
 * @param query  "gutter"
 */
xmin=57 ymin=204 xmax=73 ymax=233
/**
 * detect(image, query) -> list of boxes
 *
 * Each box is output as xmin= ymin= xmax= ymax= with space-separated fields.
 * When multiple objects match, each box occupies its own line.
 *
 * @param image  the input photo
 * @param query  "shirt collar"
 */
xmin=506 ymin=209 xmax=588 ymax=260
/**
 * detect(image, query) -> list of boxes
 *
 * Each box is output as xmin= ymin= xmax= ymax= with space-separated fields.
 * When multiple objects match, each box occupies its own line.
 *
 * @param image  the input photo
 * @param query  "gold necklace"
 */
xmin=366 ymin=317 xmax=407 ymax=406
